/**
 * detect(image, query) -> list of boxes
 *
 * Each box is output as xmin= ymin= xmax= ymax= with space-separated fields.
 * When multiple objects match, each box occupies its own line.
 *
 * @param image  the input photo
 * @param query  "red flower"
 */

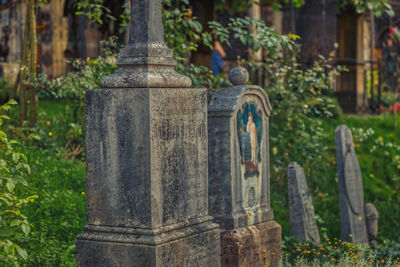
xmin=388 ymin=103 xmax=400 ymax=112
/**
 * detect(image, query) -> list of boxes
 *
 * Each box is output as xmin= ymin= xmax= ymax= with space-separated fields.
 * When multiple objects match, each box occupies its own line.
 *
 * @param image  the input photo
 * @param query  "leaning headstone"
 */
xmin=208 ymin=66 xmax=281 ymax=267
xmin=76 ymin=0 xmax=220 ymax=266
xmin=335 ymin=125 xmax=368 ymax=244
xmin=365 ymin=202 xmax=379 ymax=246
xmin=287 ymin=162 xmax=320 ymax=243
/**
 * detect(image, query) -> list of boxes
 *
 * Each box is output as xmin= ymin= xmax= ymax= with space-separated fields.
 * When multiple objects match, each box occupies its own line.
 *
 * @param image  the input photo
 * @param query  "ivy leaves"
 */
xmin=209 ymin=16 xmax=294 ymax=59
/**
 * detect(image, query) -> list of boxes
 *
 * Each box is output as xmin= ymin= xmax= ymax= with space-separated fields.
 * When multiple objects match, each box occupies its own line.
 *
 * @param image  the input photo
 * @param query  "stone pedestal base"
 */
xmin=77 ymin=88 xmax=220 ymax=266
xmin=76 ymin=218 xmax=220 ymax=267
xmin=220 ymin=220 xmax=281 ymax=267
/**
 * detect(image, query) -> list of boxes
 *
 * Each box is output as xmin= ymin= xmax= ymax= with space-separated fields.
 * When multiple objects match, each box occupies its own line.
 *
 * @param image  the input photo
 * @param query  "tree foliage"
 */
xmin=75 ymin=0 xmax=115 ymax=24
xmin=340 ymin=0 xmax=394 ymax=17
xmin=0 ymin=100 xmax=37 ymax=266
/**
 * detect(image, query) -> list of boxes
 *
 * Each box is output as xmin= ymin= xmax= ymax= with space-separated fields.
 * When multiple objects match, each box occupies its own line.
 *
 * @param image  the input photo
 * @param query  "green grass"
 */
xmin=6 ymin=100 xmax=86 ymax=266
xmin=19 ymin=147 xmax=86 ymax=266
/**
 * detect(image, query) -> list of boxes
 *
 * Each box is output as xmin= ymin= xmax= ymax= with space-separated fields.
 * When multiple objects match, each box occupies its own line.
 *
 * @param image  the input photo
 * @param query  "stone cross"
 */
xmin=335 ymin=125 xmax=368 ymax=243
xmin=76 ymin=0 xmax=220 ymax=266
xmin=208 ymin=67 xmax=281 ymax=267
xmin=287 ymin=162 xmax=320 ymax=243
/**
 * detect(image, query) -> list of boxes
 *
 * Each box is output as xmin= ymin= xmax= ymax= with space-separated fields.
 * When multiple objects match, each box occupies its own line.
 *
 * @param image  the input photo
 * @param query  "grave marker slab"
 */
xmin=75 ymin=0 xmax=220 ymax=266
xmin=208 ymin=67 xmax=281 ymax=267
xmin=287 ymin=162 xmax=320 ymax=243
xmin=335 ymin=125 xmax=368 ymax=244
xmin=365 ymin=202 xmax=379 ymax=246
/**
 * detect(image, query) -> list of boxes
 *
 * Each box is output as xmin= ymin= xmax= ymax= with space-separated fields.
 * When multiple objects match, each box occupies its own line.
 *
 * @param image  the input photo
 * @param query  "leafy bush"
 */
xmin=210 ymin=16 xmax=294 ymax=58
xmin=0 ymin=100 xmax=37 ymax=266
xmin=37 ymin=56 xmax=117 ymax=101
xmin=268 ymin=52 xmax=341 ymax=174
xmin=33 ymin=55 xmax=116 ymax=157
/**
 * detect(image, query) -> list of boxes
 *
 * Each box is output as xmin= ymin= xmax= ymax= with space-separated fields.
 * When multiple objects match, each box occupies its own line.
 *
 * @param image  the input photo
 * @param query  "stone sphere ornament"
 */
xmin=229 ymin=66 xmax=249 ymax=85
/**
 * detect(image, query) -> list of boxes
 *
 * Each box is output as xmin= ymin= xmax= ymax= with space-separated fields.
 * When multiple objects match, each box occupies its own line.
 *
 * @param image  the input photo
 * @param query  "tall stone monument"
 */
xmin=76 ymin=1 xmax=220 ymax=266
xmin=287 ymin=162 xmax=320 ymax=243
xmin=335 ymin=125 xmax=368 ymax=244
xmin=208 ymin=67 xmax=281 ymax=267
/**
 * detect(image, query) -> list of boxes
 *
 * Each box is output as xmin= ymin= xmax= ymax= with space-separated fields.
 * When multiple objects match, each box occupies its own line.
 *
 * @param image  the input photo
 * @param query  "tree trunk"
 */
xmin=18 ymin=0 xmax=37 ymax=124
xmin=29 ymin=0 xmax=37 ymax=125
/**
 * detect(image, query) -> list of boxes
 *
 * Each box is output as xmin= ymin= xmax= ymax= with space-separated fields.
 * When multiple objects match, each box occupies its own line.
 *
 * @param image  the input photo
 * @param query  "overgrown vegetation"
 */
xmin=0 ymin=77 xmax=12 ymax=104
xmin=3 ymin=100 xmax=86 ymax=266
xmin=0 ymin=0 xmax=398 ymax=266
xmin=19 ymin=145 xmax=85 ymax=266
xmin=280 ymin=236 xmax=400 ymax=266
xmin=0 ymin=100 xmax=37 ymax=266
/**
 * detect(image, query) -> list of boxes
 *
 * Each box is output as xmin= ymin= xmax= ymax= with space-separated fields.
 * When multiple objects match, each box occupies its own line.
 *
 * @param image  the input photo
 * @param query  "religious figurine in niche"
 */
xmin=237 ymin=103 xmax=262 ymax=178
xmin=247 ymin=113 xmax=257 ymax=164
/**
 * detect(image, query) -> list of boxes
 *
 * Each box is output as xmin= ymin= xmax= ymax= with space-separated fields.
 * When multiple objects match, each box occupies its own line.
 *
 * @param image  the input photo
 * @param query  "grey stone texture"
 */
xmin=76 ymin=0 xmax=220 ymax=265
xmin=287 ymin=162 xmax=320 ymax=243
xmin=76 ymin=88 xmax=220 ymax=266
xmin=335 ymin=125 xmax=368 ymax=244
xmin=208 ymin=82 xmax=281 ymax=266
xmin=208 ymin=85 xmax=273 ymax=229
xmin=365 ymin=202 xmax=379 ymax=246
xmin=77 ymin=223 xmax=219 ymax=266
xmin=228 ymin=67 xmax=249 ymax=86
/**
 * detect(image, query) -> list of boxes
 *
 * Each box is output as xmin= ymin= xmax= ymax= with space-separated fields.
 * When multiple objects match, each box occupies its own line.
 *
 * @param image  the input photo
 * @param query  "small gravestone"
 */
xmin=335 ymin=125 xmax=368 ymax=244
xmin=365 ymin=202 xmax=379 ymax=246
xmin=208 ymin=67 xmax=281 ymax=267
xmin=75 ymin=0 xmax=220 ymax=266
xmin=287 ymin=162 xmax=320 ymax=243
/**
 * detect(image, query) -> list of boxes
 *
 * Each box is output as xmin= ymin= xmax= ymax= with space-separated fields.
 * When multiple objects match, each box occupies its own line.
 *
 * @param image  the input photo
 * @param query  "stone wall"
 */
xmin=0 ymin=0 xmax=104 ymax=78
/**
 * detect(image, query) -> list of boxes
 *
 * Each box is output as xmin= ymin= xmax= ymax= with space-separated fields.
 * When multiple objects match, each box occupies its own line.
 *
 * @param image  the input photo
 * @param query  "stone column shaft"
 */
xmin=76 ymin=0 xmax=220 ymax=266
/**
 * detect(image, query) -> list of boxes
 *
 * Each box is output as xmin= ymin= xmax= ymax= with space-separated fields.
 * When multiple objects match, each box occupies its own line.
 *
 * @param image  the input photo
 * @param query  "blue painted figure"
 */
xmin=237 ymin=102 xmax=262 ymax=178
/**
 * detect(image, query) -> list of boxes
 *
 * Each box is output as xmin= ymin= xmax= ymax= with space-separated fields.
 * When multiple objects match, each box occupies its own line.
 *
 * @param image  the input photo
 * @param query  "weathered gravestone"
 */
xmin=365 ymin=202 xmax=379 ymax=246
xmin=287 ymin=162 xmax=320 ymax=243
xmin=208 ymin=67 xmax=281 ymax=267
xmin=335 ymin=125 xmax=368 ymax=244
xmin=75 ymin=0 xmax=220 ymax=266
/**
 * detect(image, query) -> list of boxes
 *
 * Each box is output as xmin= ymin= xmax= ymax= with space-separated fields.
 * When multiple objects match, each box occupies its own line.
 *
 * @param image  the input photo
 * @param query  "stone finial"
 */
xmin=229 ymin=66 xmax=249 ymax=86
xmin=100 ymin=0 xmax=192 ymax=88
